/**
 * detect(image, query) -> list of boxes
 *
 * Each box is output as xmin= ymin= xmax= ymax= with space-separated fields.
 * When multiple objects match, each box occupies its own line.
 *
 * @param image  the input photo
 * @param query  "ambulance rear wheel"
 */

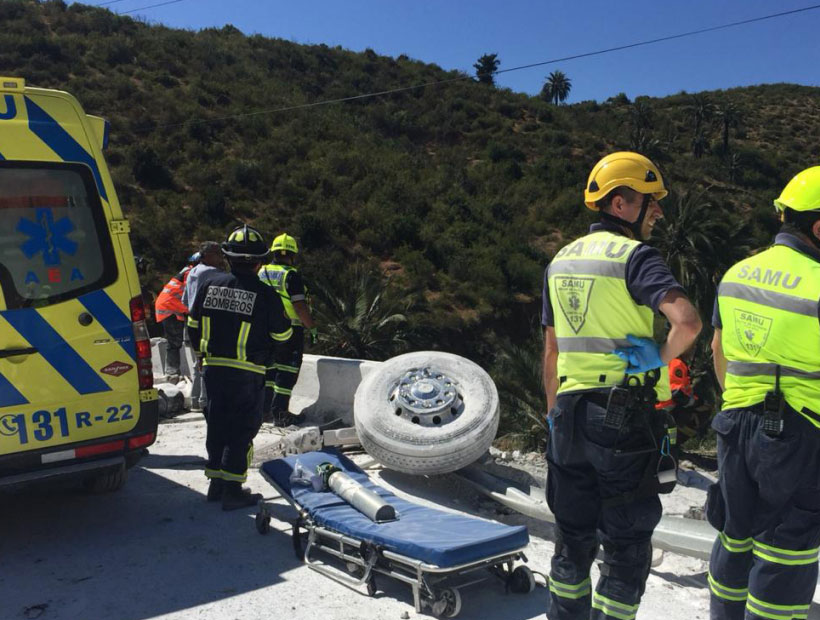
xmin=83 ymin=466 xmax=127 ymax=493
xmin=354 ymin=352 xmax=499 ymax=475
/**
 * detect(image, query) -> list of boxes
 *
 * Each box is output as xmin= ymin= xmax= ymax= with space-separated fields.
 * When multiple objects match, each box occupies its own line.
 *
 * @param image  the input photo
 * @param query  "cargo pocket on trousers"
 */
xmin=706 ymin=482 xmax=726 ymax=531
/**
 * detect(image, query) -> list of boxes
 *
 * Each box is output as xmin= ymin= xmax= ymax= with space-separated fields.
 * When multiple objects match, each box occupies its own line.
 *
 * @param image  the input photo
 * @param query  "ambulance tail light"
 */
xmin=76 ymin=440 xmax=125 ymax=458
xmin=130 ymin=295 xmax=153 ymax=390
xmin=127 ymin=432 xmax=156 ymax=450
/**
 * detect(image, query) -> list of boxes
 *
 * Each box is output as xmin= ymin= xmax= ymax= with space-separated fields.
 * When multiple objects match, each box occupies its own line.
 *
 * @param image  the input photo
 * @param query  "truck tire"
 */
xmin=83 ymin=466 xmax=128 ymax=493
xmin=354 ymin=351 xmax=498 ymax=475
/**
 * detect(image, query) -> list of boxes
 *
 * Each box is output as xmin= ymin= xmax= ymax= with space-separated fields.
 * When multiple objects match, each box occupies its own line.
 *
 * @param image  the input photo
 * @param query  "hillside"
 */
xmin=3 ymin=0 xmax=819 ymax=437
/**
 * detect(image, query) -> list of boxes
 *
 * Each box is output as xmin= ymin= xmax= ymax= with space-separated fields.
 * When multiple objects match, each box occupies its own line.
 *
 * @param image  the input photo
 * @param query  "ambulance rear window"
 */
xmin=0 ymin=162 xmax=117 ymax=309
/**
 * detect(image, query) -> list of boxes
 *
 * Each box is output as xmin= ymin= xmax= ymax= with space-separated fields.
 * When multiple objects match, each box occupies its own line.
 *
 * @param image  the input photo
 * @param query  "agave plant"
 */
xmin=310 ymin=264 xmax=421 ymax=361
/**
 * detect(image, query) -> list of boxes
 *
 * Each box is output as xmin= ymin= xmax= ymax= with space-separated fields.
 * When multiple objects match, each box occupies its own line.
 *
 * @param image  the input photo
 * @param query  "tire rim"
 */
xmin=389 ymin=367 xmax=463 ymax=427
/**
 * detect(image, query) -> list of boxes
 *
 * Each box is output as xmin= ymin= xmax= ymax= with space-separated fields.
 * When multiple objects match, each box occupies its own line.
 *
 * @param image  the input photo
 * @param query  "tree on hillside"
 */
xmin=653 ymin=186 xmax=751 ymax=318
xmin=715 ymin=101 xmax=742 ymax=153
xmin=689 ymin=93 xmax=714 ymax=135
xmin=310 ymin=265 xmax=421 ymax=361
xmin=628 ymin=101 xmax=660 ymax=155
xmin=474 ymin=53 xmax=500 ymax=86
xmin=540 ymin=70 xmax=572 ymax=105
xmin=691 ymin=131 xmax=709 ymax=159
xmin=492 ymin=328 xmax=548 ymax=451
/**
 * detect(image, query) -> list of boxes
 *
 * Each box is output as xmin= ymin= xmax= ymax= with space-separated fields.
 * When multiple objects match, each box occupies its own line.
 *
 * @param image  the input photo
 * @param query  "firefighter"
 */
xmin=187 ymin=225 xmax=292 ymax=510
xmin=542 ymin=152 xmax=701 ymax=620
xmin=155 ymin=252 xmax=198 ymax=382
xmin=708 ymin=166 xmax=820 ymax=620
xmin=258 ymin=233 xmax=317 ymax=426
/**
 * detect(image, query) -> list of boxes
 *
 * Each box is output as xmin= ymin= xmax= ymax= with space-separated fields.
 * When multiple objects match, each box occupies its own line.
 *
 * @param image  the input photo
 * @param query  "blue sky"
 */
xmin=73 ymin=0 xmax=820 ymax=102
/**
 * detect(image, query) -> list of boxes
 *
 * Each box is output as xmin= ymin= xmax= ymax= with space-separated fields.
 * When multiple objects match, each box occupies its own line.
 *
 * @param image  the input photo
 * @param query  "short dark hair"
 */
xmin=783 ymin=207 xmax=820 ymax=239
xmin=199 ymin=241 xmax=221 ymax=255
xmin=596 ymin=186 xmax=639 ymax=211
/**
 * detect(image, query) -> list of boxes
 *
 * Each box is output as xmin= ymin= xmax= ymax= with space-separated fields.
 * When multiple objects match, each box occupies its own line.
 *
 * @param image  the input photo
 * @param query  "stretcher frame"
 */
xmin=256 ymin=467 xmax=534 ymax=618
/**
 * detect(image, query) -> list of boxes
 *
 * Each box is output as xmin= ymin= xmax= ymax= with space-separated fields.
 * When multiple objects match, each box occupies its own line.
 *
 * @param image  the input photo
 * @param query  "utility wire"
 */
xmin=495 ymin=4 xmax=820 ymax=76
xmin=118 ymin=0 xmax=186 ymax=15
xmin=136 ymin=3 xmax=820 ymax=133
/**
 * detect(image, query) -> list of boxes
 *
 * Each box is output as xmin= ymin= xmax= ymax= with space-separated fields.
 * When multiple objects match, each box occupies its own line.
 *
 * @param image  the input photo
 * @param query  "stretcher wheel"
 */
xmin=509 ymin=565 xmax=535 ymax=594
xmin=431 ymin=588 xmax=462 ymax=618
xmin=354 ymin=352 xmax=499 ymax=475
xmin=255 ymin=511 xmax=271 ymax=535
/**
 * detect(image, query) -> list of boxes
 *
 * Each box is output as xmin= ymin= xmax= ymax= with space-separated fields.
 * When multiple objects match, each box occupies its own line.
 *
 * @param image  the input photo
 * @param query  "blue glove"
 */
xmin=612 ymin=334 xmax=663 ymax=374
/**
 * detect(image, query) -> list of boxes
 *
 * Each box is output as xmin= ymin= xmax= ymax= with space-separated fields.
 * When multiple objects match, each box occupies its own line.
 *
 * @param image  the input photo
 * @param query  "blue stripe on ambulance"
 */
xmin=0 ymin=371 xmax=28 ymax=407
xmin=79 ymin=290 xmax=136 ymax=361
xmin=24 ymin=96 xmax=108 ymax=202
xmin=1 ymin=309 xmax=111 ymax=395
xmin=0 ymin=94 xmax=15 ymax=120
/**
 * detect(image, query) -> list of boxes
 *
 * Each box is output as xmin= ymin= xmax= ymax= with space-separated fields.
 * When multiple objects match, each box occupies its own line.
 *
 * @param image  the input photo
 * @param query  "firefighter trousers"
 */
xmin=546 ymin=393 xmax=662 ymax=620
xmin=203 ymin=366 xmax=264 ymax=483
xmin=264 ymin=326 xmax=304 ymax=414
xmin=707 ymin=405 xmax=820 ymax=620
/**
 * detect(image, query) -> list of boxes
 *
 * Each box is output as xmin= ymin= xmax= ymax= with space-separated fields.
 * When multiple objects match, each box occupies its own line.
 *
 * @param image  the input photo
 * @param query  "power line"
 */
xmin=496 ymin=4 xmax=820 ymax=77
xmin=137 ymin=3 xmax=820 ymax=133
xmin=118 ymin=0 xmax=186 ymax=15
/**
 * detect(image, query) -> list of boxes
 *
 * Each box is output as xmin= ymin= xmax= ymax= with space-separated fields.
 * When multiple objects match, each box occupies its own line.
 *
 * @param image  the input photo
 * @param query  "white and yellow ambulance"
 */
xmin=0 ymin=77 xmax=158 ymax=492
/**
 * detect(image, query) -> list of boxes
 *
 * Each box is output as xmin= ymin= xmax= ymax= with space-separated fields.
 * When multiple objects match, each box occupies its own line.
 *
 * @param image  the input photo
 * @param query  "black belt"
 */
xmin=580 ymin=390 xmax=612 ymax=409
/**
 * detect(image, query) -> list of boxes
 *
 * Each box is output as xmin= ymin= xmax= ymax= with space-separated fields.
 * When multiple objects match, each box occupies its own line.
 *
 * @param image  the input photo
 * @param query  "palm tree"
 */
xmin=491 ymin=328 xmax=548 ymax=451
xmin=629 ymin=101 xmax=659 ymax=154
xmin=691 ymin=131 xmax=709 ymax=159
xmin=474 ymin=53 xmax=500 ymax=86
xmin=540 ymin=70 xmax=572 ymax=105
xmin=689 ymin=93 xmax=714 ymax=135
xmin=715 ymin=101 xmax=742 ymax=153
xmin=310 ymin=264 xmax=421 ymax=361
xmin=653 ymin=186 xmax=751 ymax=319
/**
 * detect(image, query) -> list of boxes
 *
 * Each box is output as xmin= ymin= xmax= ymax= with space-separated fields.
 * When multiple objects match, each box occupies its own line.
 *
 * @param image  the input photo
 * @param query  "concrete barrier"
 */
xmin=150 ymin=340 xmax=380 ymax=424
xmin=290 ymin=354 xmax=382 ymax=425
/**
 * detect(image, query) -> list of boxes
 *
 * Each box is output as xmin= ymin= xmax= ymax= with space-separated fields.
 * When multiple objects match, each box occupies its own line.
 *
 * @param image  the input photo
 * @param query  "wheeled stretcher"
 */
xmin=256 ymin=450 xmax=535 ymax=618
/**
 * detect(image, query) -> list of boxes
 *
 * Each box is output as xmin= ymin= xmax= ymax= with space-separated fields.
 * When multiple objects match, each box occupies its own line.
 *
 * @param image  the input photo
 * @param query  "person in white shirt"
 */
xmin=182 ymin=241 xmax=223 ymax=413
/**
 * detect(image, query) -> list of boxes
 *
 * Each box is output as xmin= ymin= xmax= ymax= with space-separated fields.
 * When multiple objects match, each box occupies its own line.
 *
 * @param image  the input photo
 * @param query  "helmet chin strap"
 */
xmin=599 ymin=194 xmax=652 ymax=240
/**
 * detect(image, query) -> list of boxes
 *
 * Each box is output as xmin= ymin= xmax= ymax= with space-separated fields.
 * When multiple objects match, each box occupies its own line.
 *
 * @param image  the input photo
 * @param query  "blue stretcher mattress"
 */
xmin=261 ymin=450 xmax=529 ymax=568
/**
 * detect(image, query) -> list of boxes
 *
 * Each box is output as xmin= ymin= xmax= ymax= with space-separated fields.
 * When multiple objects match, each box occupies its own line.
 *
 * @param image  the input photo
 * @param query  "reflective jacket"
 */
xmin=718 ymin=243 xmax=820 ymax=426
xmin=186 ymin=270 xmax=293 ymax=375
xmin=155 ymin=266 xmax=191 ymax=323
xmin=548 ymin=230 xmax=671 ymax=400
xmin=258 ymin=263 xmax=307 ymax=326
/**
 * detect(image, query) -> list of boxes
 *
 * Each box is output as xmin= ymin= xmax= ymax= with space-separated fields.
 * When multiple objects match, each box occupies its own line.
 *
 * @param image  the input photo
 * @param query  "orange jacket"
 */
xmin=155 ymin=266 xmax=191 ymax=322
xmin=656 ymin=358 xmax=695 ymax=410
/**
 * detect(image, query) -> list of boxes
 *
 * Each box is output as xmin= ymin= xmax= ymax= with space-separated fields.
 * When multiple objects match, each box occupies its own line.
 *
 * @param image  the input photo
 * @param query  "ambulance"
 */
xmin=0 ymin=78 xmax=158 ymax=491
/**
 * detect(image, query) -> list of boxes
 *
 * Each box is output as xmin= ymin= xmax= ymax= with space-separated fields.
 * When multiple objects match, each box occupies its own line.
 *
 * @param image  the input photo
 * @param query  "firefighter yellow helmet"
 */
xmin=270 ymin=233 xmax=299 ymax=254
xmin=222 ymin=224 xmax=269 ymax=259
xmin=584 ymin=152 xmax=668 ymax=210
xmin=773 ymin=166 xmax=820 ymax=213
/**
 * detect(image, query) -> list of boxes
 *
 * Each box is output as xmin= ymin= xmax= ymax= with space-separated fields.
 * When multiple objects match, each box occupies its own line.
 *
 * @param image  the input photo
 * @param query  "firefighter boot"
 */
xmin=221 ymin=481 xmax=262 ymax=511
xmin=206 ymin=478 xmax=224 ymax=502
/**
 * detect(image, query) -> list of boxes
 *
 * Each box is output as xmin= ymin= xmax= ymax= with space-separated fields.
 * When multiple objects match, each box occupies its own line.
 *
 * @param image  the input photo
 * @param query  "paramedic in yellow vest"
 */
xmin=258 ymin=233 xmax=316 ymax=426
xmin=707 ymin=166 xmax=820 ymax=620
xmin=542 ymin=152 xmax=701 ymax=620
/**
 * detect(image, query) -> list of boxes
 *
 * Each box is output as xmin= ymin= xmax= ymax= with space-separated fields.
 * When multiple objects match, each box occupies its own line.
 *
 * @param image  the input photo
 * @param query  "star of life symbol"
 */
xmin=17 ymin=207 xmax=77 ymax=266
xmin=733 ymin=309 xmax=773 ymax=357
xmin=555 ymin=276 xmax=594 ymax=334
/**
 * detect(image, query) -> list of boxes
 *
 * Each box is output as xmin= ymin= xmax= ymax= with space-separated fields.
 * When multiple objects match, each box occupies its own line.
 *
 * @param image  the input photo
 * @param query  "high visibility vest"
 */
xmin=155 ymin=265 xmax=191 ymax=322
xmin=548 ymin=230 xmax=671 ymax=400
xmin=717 ymin=244 xmax=820 ymax=426
xmin=258 ymin=263 xmax=304 ymax=326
